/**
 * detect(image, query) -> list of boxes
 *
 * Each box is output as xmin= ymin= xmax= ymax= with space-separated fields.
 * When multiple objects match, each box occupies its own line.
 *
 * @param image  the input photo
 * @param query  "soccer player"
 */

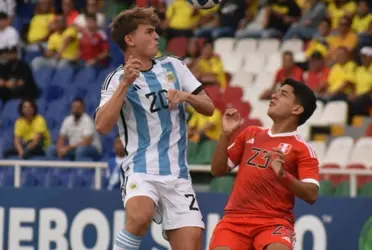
xmin=95 ymin=7 xmax=214 ymax=250
xmin=209 ymin=79 xmax=319 ymax=250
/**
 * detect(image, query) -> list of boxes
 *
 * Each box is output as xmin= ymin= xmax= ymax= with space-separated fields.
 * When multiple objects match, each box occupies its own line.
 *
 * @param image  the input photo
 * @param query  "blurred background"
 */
xmin=0 ymin=0 xmax=372 ymax=249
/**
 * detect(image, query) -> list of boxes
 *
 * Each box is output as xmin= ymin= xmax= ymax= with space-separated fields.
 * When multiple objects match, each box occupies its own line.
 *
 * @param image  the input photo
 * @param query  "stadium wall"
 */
xmin=0 ymin=188 xmax=370 ymax=250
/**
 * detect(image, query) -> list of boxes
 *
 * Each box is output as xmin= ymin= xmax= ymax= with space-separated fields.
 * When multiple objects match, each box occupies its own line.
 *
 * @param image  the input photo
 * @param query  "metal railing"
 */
xmin=0 ymin=160 xmax=372 ymax=197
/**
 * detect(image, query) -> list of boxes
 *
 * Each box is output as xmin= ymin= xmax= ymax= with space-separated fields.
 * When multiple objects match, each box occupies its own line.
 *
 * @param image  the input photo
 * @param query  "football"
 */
xmin=187 ymin=0 xmax=221 ymax=9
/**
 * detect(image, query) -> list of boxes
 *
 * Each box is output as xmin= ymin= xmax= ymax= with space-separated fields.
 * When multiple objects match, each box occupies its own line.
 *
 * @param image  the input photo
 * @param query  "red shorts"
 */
xmin=209 ymin=215 xmax=296 ymax=250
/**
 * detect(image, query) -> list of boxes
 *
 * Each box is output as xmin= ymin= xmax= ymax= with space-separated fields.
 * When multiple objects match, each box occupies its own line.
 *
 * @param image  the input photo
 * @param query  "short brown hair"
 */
xmin=110 ymin=7 xmax=160 ymax=51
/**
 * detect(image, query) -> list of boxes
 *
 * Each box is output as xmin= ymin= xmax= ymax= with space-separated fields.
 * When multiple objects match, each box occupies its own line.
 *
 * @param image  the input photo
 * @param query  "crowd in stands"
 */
xmin=0 ymin=0 xmax=372 ymax=188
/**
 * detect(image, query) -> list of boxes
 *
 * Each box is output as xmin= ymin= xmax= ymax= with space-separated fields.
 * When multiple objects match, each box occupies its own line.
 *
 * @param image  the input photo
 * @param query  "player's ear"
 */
xmin=124 ymin=34 xmax=135 ymax=48
xmin=292 ymin=104 xmax=304 ymax=116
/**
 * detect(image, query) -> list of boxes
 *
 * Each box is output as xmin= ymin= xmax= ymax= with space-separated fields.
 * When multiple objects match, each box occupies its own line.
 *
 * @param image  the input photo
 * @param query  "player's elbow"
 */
xmin=95 ymin=121 xmax=111 ymax=135
xmin=211 ymin=165 xmax=229 ymax=177
xmin=305 ymin=192 xmax=318 ymax=205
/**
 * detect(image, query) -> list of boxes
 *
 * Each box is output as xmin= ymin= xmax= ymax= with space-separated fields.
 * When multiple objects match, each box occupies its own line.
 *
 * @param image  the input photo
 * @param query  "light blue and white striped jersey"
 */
xmin=97 ymin=56 xmax=203 ymax=179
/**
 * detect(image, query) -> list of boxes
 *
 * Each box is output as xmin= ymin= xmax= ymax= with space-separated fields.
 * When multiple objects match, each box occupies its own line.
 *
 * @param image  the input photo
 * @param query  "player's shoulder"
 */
xmin=154 ymin=54 xmax=186 ymax=68
xmin=292 ymin=134 xmax=318 ymax=158
xmin=240 ymin=126 xmax=266 ymax=137
xmin=101 ymin=64 xmax=124 ymax=91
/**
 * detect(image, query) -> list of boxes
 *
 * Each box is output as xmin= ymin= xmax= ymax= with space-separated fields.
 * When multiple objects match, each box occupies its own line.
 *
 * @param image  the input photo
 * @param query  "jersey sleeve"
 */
xmin=227 ymin=128 xmax=248 ymax=169
xmin=96 ymin=70 xmax=121 ymax=113
xmin=170 ymin=57 xmax=203 ymax=95
xmin=297 ymin=144 xmax=320 ymax=187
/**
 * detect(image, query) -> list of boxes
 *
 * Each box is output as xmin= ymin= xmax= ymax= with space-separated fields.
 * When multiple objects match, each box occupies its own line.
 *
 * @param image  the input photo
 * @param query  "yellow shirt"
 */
xmin=15 ymin=115 xmax=51 ymax=148
xmin=166 ymin=0 xmax=200 ymax=30
xmin=48 ymin=27 xmax=79 ymax=61
xmin=198 ymin=56 xmax=227 ymax=88
xmin=353 ymin=65 xmax=372 ymax=95
xmin=188 ymin=109 xmax=222 ymax=141
xmin=27 ymin=14 xmax=55 ymax=44
xmin=352 ymin=14 xmax=372 ymax=34
xmin=328 ymin=32 xmax=359 ymax=51
xmin=305 ymin=38 xmax=330 ymax=58
xmin=327 ymin=61 xmax=356 ymax=94
xmin=328 ymin=1 xmax=357 ymax=29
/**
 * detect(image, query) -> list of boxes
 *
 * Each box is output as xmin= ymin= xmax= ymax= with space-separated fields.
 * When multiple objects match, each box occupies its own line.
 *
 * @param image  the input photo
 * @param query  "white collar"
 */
xmin=267 ymin=129 xmax=298 ymax=137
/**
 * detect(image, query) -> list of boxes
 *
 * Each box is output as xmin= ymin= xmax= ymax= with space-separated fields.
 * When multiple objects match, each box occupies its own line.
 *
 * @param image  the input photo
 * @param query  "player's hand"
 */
xmin=222 ymin=109 xmax=243 ymax=136
xmin=123 ymin=55 xmax=141 ymax=86
xmin=166 ymin=89 xmax=190 ymax=109
xmin=270 ymin=148 xmax=286 ymax=179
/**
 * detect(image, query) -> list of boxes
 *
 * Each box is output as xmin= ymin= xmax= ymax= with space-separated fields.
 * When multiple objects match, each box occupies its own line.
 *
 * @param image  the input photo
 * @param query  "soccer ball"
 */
xmin=187 ymin=0 xmax=221 ymax=9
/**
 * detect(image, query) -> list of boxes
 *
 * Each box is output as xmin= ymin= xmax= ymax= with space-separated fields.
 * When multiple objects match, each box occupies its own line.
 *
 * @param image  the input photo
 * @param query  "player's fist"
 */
xmin=270 ymin=148 xmax=286 ymax=178
xmin=123 ymin=56 xmax=141 ymax=86
xmin=222 ymin=109 xmax=243 ymax=136
xmin=166 ymin=89 xmax=189 ymax=109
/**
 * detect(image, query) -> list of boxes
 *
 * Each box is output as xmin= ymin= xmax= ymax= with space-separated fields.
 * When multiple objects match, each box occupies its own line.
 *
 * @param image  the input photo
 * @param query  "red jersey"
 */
xmin=80 ymin=30 xmax=109 ymax=61
xmin=226 ymin=126 xmax=319 ymax=222
xmin=304 ymin=67 xmax=330 ymax=92
xmin=275 ymin=66 xmax=304 ymax=84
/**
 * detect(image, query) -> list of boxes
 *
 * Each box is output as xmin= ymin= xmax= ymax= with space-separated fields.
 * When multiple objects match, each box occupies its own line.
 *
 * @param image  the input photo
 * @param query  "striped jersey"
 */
xmin=97 ymin=56 xmax=203 ymax=179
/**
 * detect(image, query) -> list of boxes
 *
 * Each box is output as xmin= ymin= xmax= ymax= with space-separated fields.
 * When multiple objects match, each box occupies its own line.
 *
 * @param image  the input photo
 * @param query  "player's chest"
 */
xmin=125 ymin=69 xmax=179 ymax=113
xmin=242 ymin=136 xmax=297 ymax=171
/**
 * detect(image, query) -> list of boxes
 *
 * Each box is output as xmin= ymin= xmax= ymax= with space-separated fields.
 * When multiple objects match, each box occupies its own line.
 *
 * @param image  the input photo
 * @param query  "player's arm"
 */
xmin=167 ymin=58 xmax=214 ymax=116
xmin=211 ymin=109 xmax=244 ymax=176
xmin=95 ymin=56 xmax=141 ymax=134
xmin=271 ymin=148 xmax=319 ymax=204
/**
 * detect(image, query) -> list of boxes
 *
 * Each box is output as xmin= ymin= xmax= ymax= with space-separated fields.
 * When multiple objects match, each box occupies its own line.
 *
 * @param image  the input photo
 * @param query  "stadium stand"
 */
xmin=0 ymin=0 xmax=372 ymax=198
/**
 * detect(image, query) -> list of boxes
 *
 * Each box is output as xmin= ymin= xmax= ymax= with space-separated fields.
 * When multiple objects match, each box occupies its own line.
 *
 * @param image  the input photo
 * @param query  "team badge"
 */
xmin=129 ymin=182 xmax=137 ymax=190
xmin=166 ymin=71 xmax=176 ymax=84
xmin=278 ymin=143 xmax=292 ymax=155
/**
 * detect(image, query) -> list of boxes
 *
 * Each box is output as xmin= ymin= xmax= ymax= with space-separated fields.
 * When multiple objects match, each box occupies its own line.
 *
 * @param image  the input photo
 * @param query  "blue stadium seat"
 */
xmin=45 ymin=98 xmax=70 ymax=120
xmin=33 ymin=67 xmax=54 ymax=89
xmin=73 ymin=67 xmax=98 ymax=87
xmin=21 ymin=171 xmax=36 ymax=186
xmin=0 ymin=170 xmax=14 ymax=187
xmin=44 ymin=84 xmax=65 ymax=102
xmin=36 ymin=98 xmax=46 ymax=115
xmin=51 ymin=66 xmax=75 ymax=90
xmin=101 ymin=135 xmax=115 ymax=160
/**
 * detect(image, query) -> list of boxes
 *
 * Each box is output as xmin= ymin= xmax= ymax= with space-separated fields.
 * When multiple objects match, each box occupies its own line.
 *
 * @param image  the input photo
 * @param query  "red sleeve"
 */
xmin=297 ymin=143 xmax=320 ymax=187
xmin=296 ymin=67 xmax=304 ymax=82
xmin=275 ymin=69 xmax=282 ymax=84
xmin=227 ymin=127 xmax=252 ymax=169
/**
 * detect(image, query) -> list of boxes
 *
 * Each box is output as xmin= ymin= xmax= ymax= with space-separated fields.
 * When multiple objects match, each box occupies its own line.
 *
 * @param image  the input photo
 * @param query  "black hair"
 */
xmin=18 ymin=99 xmax=38 ymax=117
xmin=85 ymin=12 xmax=97 ymax=21
xmin=72 ymin=97 xmax=84 ymax=105
xmin=321 ymin=18 xmax=332 ymax=27
xmin=281 ymin=79 xmax=317 ymax=126
xmin=0 ymin=12 xmax=8 ymax=19
xmin=310 ymin=51 xmax=324 ymax=60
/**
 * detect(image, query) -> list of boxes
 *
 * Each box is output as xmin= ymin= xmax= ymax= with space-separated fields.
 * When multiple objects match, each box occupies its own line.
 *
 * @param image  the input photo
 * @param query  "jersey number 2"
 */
xmin=146 ymin=90 xmax=168 ymax=113
xmin=247 ymin=147 xmax=270 ymax=169
xmin=185 ymin=194 xmax=199 ymax=211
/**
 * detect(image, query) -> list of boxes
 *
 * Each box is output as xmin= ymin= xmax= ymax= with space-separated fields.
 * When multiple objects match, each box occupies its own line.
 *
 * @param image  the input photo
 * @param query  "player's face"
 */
xmin=128 ymin=24 xmax=159 ymax=59
xmin=267 ymin=85 xmax=303 ymax=121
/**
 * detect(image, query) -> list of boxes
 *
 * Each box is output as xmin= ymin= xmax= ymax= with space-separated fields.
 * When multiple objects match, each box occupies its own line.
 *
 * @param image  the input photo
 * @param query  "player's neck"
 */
xmin=124 ymin=51 xmax=153 ymax=71
xmin=270 ymin=120 xmax=298 ymax=135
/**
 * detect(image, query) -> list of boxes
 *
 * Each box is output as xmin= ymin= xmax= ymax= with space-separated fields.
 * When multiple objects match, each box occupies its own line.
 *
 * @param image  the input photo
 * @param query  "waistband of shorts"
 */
xmin=224 ymin=210 xmax=294 ymax=223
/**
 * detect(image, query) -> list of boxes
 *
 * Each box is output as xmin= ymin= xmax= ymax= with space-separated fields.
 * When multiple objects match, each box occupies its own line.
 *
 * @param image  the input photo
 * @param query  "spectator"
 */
xmin=305 ymin=18 xmax=332 ymax=59
xmin=0 ymin=0 xmax=15 ymax=24
xmin=327 ymin=0 xmax=357 ymax=30
xmin=283 ymin=0 xmax=327 ymax=40
xmin=79 ymin=13 xmax=109 ymax=68
xmin=304 ymin=51 xmax=330 ymax=96
xmin=328 ymin=16 xmax=359 ymax=64
xmin=61 ymin=0 xmax=79 ymax=26
xmin=31 ymin=13 xmax=80 ymax=70
xmin=27 ymin=0 xmax=55 ymax=46
xmin=74 ymin=0 xmax=106 ymax=31
xmin=188 ymin=108 xmax=223 ymax=143
xmin=3 ymin=99 xmax=51 ymax=159
xmin=46 ymin=98 xmax=102 ymax=161
xmin=184 ymin=38 xmax=202 ymax=70
xmin=352 ymin=0 xmax=372 ymax=34
xmin=0 ymin=47 xmax=39 ymax=102
xmin=106 ymin=136 xmax=126 ymax=190
xmin=195 ymin=0 xmax=247 ymax=40
xmin=0 ymin=12 xmax=19 ymax=51
xmin=235 ymin=0 xmax=301 ymax=39
xmin=320 ymin=46 xmax=356 ymax=102
xmin=348 ymin=47 xmax=372 ymax=118
xmin=260 ymin=51 xmax=304 ymax=100
xmin=195 ymin=40 xmax=227 ymax=88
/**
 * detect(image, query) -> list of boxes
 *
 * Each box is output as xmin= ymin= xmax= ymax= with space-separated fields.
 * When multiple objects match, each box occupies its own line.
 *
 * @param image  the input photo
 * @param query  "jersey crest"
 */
xmin=278 ymin=143 xmax=292 ymax=155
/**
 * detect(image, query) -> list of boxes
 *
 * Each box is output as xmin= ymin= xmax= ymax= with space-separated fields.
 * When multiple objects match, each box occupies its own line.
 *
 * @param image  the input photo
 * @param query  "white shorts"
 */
xmin=121 ymin=172 xmax=205 ymax=231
